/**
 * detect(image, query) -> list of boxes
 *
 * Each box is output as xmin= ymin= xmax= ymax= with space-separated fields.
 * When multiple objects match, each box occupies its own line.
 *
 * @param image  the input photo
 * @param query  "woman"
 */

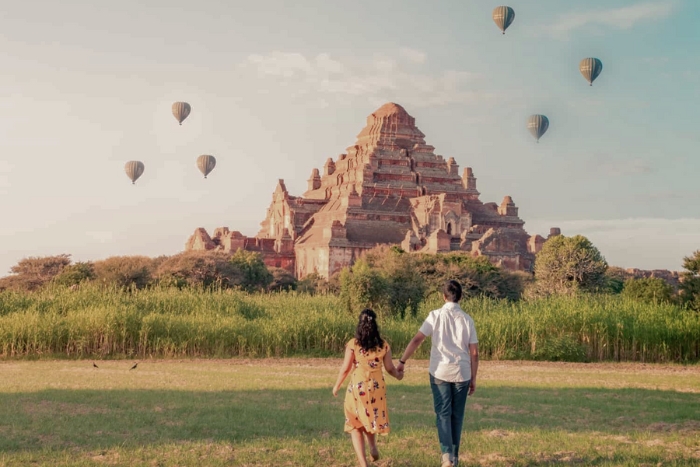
xmin=332 ymin=309 xmax=403 ymax=467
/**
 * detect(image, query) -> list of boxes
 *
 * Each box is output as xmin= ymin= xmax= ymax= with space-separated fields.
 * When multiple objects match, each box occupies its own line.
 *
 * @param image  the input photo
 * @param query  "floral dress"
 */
xmin=343 ymin=339 xmax=391 ymax=434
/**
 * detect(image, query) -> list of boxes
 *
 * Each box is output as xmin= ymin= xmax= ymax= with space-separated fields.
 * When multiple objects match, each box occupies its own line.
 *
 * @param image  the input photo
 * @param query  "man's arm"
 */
xmin=468 ymin=343 xmax=479 ymax=395
xmin=396 ymin=331 xmax=426 ymax=373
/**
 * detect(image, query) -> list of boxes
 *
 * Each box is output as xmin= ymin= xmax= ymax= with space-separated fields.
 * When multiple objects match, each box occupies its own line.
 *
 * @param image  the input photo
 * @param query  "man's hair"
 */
xmin=443 ymin=280 xmax=462 ymax=302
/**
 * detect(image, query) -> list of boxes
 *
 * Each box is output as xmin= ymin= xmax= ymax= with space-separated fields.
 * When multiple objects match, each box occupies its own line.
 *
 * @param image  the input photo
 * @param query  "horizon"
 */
xmin=1 ymin=0 xmax=699 ymax=275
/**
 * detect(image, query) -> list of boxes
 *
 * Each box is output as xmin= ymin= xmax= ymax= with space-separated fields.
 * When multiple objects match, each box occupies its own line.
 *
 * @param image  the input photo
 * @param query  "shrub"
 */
xmin=93 ymin=256 xmax=155 ymax=289
xmin=414 ymin=252 xmax=524 ymax=301
xmin=155 ymin=251 xmax=242 ymax=289
xmin=297 ymin=272 xmax=332 ymax=295
xmin=229 ymin=250 xmax=273 ymax=292
xmin=621 ymin=277 xmax=675 ymax=305
xmin=268 ymin=268 xmax=297 ymax=292
xmin=680 ymin=250 xmax=700 ymax=311
xmin=53 ymin=262 xmax=96 ymax=287
xmin=339 ymin=259 xmax=388 ymax=315
xmin=0 ymin=254 xmax=72 ymax=291
xmin=365 ymin=246 xmax=427 ymax=318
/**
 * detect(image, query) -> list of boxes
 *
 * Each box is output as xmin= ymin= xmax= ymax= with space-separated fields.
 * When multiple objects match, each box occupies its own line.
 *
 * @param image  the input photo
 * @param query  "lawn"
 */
xmin=1 ymin=359 xmax=699 ymax=466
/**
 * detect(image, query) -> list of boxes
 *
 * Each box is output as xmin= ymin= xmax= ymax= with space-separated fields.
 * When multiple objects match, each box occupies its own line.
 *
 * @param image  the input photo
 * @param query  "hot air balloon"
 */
xmin=493 ymin=6 xmax=515 ymax=34
xmin=196 ymin=155 xmax=216 ymax=179
xmin=172 ymin=102 xmax=191 ymax=125
xmin=125 ymin=161 xmax=145 ymax=185
xmin=527 ymin=115 xmax=549 ymax=143
xmin=579 ymin=58 xmax=603 ymax=86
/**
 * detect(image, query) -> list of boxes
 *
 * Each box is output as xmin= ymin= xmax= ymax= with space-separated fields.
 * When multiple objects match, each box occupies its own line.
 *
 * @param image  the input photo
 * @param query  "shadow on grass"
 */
xmin=1 ymin=385 xmax=698 ymax=457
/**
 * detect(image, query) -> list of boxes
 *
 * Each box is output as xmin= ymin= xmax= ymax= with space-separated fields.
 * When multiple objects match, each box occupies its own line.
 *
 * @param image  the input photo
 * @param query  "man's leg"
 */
xmin=430 ymin=374 xmax=454 ymax=463
xmin=450 ymin=379 xmax=471 ymax=465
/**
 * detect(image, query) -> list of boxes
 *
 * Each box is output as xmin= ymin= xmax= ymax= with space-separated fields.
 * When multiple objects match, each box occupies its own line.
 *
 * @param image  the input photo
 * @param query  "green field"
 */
xmin=1 ymin=286 xmax=699 ymax=362
xmin=1 ymin=359 xmax=698 ymax=466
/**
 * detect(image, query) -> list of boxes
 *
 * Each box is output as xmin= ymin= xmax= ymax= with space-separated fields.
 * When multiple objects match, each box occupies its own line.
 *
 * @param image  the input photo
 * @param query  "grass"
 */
xmin=1 ymin=285 xmax=699 ymax=362
xmin=0 ymin=359 xmax=698 ymax=466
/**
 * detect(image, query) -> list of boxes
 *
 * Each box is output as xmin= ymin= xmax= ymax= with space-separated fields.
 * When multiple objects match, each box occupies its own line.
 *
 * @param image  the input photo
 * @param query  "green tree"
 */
xmin=339 ymin=259 xmax=388 ymax=315
xmin=229 ymin=249 xmax=273 ymax=292
xmin=534 ymin=235 xmax=608 ymax=295
xmin=680 ymin=250 xmax=700 ymax=311
xmin=621 ymin=277 xmax=674 ymax=304
xmin=415 ymin=252 xmax=524 ymax=301
xmin=93 ymin=256 xmax=155 ymax=289
xmin=372 ymin=247 xmax=426 ymax=318
xmin=268 ymin=267 xmax=297 ymax=292
xmin=603 ymin=266 xmax=627 ymax=294
xmin=53 ymin=262 xmax=96 ymax=287
xmin=155 ymin=251 xmax=241 ymax=289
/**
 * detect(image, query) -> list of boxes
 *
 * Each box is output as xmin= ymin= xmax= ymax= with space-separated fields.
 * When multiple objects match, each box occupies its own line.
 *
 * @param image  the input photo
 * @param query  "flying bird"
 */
xmin=130 ymin=363 xmax=138 ymax=370
xmin=93 ymin=362 xmax=99 ymax=368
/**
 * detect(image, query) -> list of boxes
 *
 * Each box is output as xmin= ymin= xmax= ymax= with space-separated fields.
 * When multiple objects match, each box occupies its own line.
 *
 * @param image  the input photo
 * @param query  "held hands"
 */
xmin=395 ymin=361 xmax=405 ymax=380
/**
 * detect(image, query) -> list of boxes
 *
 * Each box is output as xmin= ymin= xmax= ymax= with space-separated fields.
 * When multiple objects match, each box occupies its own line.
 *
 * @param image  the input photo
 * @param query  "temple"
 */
xmin=185 ymin=103 xmax=558 ymax=278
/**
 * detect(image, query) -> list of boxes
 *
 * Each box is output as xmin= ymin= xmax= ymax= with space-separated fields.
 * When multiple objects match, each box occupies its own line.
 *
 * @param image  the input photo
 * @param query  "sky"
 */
xmin=1 ymin=0 xmax=699 ymax=275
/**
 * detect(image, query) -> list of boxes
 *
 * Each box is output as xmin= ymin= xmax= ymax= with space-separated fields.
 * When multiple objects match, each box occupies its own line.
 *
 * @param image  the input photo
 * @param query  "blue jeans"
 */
xmin=430 ymin=374 xmax=470 ymax=461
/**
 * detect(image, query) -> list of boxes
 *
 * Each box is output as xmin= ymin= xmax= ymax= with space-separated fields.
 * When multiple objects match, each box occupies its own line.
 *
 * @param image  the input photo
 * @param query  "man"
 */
xmin=397 ymin=280 xmax=479 ymax=467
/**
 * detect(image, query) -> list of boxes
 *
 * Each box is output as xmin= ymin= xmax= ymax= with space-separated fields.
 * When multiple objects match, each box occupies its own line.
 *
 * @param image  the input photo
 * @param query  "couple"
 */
xmin=332 ymin=280 xmax=479 ymax=467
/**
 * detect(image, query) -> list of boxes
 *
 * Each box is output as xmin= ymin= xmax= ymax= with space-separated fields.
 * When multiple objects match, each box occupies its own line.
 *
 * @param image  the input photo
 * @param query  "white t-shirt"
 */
xmin=419 ymin=301 xmax=478 ymax=382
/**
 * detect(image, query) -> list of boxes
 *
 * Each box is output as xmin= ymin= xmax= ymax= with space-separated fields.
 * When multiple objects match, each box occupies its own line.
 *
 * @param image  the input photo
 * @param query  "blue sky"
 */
xmin=1 ymin=0 xmax=699 ymax=274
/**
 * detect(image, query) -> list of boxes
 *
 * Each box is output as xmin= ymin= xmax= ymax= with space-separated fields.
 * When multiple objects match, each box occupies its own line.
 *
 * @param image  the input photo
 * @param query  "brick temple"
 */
xmin=185 ymin=103 xmax=558 ymax=278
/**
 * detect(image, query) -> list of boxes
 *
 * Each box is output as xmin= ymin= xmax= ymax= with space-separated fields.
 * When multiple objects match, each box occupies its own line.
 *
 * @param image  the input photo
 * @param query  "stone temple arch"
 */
xmin=444 ymin=210 xmax=460 ymax=237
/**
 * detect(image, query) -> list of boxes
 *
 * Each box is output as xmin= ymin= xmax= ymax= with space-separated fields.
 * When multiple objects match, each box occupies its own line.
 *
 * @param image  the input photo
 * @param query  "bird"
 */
xmin=130 ymin=363 xmax=138 ymax=370
xmin=93 ymin=362 xmax=99 ymax=369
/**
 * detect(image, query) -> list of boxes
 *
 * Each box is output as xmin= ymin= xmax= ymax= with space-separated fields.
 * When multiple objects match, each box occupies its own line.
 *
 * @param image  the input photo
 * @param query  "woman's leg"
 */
xmin=365 ymin=431 xmax=379 ymax=460
xmin=350 ymin=429 xmax=368 ymax=467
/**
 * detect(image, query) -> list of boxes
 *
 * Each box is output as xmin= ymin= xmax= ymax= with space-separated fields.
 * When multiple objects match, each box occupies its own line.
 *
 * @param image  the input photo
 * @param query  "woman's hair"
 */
xmin=355 ymin=308 xmax=384 ymax=352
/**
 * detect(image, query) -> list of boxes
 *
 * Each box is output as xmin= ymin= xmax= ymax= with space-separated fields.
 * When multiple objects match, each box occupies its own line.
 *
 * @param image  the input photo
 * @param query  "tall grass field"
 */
xmin=0 ymin=285 xmax=698 ymax=362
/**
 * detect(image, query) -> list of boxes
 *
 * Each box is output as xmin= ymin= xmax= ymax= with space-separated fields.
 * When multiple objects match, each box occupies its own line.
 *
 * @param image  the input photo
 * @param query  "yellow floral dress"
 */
xmin=343 ymin=339 xmax=391 ymax=434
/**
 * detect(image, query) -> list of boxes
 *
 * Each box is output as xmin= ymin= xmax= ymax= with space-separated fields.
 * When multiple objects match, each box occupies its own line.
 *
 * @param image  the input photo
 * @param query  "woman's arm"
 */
xmin=382 ymin=346 xmax=403 ymax=380
xmin=332 ymin=345 xmax=355 ymax=396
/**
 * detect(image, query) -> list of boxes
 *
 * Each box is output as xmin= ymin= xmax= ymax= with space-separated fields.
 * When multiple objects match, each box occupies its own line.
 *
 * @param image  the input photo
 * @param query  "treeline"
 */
xmin=0 ymin=250 xmax=301 ymax=293
xmin=1 ymin=236 xmax=699 ymax=318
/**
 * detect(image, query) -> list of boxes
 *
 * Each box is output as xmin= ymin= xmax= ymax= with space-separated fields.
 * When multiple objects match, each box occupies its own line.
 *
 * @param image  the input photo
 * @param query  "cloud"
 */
xmin=543 ymin=1 xmax=676 ymax=38
xmin=241 ymin=50 xmax=494 ymax=108
xmin=526 ymin=217 xmax=700 ymax=270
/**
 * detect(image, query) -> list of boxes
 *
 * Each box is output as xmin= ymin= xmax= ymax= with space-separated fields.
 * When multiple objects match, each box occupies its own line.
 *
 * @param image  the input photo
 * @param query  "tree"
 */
xmin=54 ymin=262 xmax=96 ymax=287
xmin=621 ymin=277 xmax=674 ymax=304
xmin=534 ymin=235 xmax=608 ymax=295
xmin=339 ymin=259 xmax=388 ymax=315
xmin=268 ymin=267 xmax=297 ymax=292
xmin=297 ymin=272 xmax=333 ymax=295
xmin=155 ymin=251 xmax=242 ymax=289
xmin=93 ymin=256 xmax=155 ymax=289
xmin=371 ymin=247 xmax=426 ymax=318
xmin=680 ymin=250 xmax=700 ymax=311
xmin=415 ymin=252 xmax=524 ymax=301
xmin=229 ymin=249 xmax=273 ymax=292
xmin=0 ymin=254 xmax=72 ymax=291
xmin=603 ymin=266 xmax=627 ymax=294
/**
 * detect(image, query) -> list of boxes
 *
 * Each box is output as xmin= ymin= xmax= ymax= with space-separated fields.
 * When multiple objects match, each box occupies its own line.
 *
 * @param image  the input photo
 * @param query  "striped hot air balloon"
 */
xmin=172 ymin=102 xmax=191 ymax=125
xmin=527 ymin=115 xmax=549 ymax=143
xmin=493 ymin=6 xmax=515 ymax=34
xmin=125 ymin=161 xmax=145 ymax=185
xmin=580 ymin=58 xmax=603 ymax=86
xmin=196 ymin=155 xmax=216 ymax=179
